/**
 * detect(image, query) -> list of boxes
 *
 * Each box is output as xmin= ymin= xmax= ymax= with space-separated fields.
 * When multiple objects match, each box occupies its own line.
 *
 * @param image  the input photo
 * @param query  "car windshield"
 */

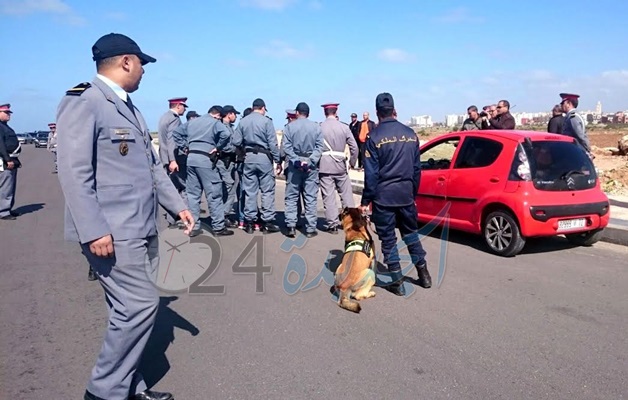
xmin=38 ymin=134 xmax=48 ymax=139
xmin=525 ymin=140 xmax=597 ymax=191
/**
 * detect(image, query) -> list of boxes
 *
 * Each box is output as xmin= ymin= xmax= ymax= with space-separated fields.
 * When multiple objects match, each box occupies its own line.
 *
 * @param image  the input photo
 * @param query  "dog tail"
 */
xmin=338 ymin=289 xmax=361 ymax=313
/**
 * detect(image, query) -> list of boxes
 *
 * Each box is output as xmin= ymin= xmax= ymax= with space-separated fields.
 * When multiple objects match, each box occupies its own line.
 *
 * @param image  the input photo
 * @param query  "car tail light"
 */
xmin=515 ymin=146 xmax=531 ymax=181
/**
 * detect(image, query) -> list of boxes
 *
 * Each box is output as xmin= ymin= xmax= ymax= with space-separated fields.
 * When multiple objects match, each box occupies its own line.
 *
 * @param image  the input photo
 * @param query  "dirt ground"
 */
xmin=589 ymin=129 xmax=628 ymax=195
xmin=417 ymin=126 xmax=628 ymax=196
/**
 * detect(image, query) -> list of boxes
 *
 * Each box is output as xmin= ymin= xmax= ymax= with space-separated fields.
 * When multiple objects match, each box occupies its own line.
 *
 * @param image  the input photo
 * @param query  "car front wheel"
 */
xmin=565 ymin=229 xmax=604 ymax=246
xmin=483 ymin=210 xmax=526 ymax=257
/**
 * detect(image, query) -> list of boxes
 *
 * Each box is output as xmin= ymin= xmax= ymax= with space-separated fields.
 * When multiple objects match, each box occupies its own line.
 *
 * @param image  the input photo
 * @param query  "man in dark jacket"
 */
xmin=489 ymin=100 xmax=516 ymax=129
xmin=547 ymin=104 xmax=564 ymax=134
xmin=0 ymin=103 xmax=21 ymax=220
xmin=356 ymin=112 xmax=376 ymax=170
xmin=360 ymin=93 xmax=431 ymax=296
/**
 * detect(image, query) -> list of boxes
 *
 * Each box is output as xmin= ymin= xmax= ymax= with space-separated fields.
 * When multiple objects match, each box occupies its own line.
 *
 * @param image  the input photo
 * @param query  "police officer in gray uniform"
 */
xmin=232 ymin=98 xmax=282 ymax=234
xmin=47 ymin=122 xmax=58 ymax=173
xmin=56 ymin=33 xmax=193 ymax=400
xmin=0 ymin=103 xmax=21 ymax=220
xmin=171 ymin=110 xmax=201 ymax=205
xmin=319 ymin=103 xmax=358 ymax=233
xmin=560 ymin=93 xmax=592 ymax=156
xmin=218 ymin=105 xmax=241 ymax=226
xmin=186 ymin=109 xmax=235 ymax=237
xmin=158 ymin=97 xmax=187 ymax=227
xmin=281 ymin=102 xmax=324 ymax=238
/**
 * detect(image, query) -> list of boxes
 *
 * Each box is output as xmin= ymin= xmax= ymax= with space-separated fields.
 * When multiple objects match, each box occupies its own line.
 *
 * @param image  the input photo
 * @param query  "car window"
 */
xmin=527 ymin=140 xmax=597 ymax=191
xmin=420 ymin=137 xmax=459 ymax=170
xmin=454 ymin=136 xmax=504 ymax=169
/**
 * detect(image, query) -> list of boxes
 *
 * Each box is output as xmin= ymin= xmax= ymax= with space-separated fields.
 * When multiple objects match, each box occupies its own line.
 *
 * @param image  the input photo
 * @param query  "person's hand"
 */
xmin=89 ymin=234 xmax=114 ymax=257
xmin=168 ymin=160 xmax=179 ymax=173
xmin=275 ymin=163 xmax=283 ymax=175
xmin=6 ymin=161 xmax=14 ymax=170
xmin=178 ymin=210 xmax=194 ymax=235
xmin=359 ymin=204 xmax=370 ymax=215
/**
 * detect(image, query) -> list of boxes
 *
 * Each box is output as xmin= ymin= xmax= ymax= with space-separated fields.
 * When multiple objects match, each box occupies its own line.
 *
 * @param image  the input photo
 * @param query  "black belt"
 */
xmin=296 ymin=152 xmax=312 ymax=157
xmin=245 ymin=146 xmax=271 ymax=155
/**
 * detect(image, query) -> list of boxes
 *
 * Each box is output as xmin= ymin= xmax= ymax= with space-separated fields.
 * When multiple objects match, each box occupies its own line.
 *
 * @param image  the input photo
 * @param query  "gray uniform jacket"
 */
xmin=186 ymin=115 xmax=230 ymax=168
xmin=319 ymin=117 xmax=358 ymax=174
xmin=172 ymin=121 xmax=189 ymax=153
xmin=56 ymin=77 xmax=186 ymax=244
xmin=281 ymin=117 xmax=324 ymax=167
xmin=233 ymin=112 xmax=280 ymax=164
xmin=158 ymin=110 xmax=181 ymax=165
xmin=562 ymin=109 xmax=590 ymax=152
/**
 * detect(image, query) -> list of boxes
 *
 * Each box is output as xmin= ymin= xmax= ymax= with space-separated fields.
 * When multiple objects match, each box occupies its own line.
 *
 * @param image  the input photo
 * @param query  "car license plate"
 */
xmin=557 ymin=218 xmax=586 ymax=231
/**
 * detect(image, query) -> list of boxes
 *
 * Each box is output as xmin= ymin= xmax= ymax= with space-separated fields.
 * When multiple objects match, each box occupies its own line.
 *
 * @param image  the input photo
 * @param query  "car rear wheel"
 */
xmin=483 ymin=210 xmax=526 ymax=257
xmin=565 ymin=229 xmax=604 ymax=246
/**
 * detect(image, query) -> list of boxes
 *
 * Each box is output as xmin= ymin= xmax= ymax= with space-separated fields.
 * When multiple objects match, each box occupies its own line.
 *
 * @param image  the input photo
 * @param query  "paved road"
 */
xmin=1 ymin=145 xmax=627 ymax=400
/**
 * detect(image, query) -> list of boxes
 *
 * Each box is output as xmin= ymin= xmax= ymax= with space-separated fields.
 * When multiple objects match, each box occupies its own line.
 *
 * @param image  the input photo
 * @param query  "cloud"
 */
xmin=377 ymin=48 xmax=416 ymax=63
xmin=104 ymin=11 xmax=128 ymax=21
xmin=0 ymin=0 xmax=86 ymax=26
xmin=239 ymin=0 xmax=296 ymax=10
xmin=257 ymin=40 xmax=313 ymax=59
xmin=433 ymin=7 xmax=484 ymax=24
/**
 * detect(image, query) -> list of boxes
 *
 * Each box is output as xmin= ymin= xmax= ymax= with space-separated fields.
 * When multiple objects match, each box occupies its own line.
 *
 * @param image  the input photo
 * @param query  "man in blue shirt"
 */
xmin=360 ymin=93 xmax=431 ymax=296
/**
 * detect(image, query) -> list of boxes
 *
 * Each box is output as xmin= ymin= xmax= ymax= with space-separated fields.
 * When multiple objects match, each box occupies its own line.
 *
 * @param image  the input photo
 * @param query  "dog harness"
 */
xmin=344 ymin=239 xmax=374 ymax=258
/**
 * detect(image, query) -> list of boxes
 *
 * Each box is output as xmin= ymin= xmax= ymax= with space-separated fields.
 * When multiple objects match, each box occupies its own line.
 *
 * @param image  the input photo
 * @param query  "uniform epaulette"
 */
xmin=266 ymin=115 xmax=273 ymax=121
xmin=66 ymin=82 xmax=91 ymax=96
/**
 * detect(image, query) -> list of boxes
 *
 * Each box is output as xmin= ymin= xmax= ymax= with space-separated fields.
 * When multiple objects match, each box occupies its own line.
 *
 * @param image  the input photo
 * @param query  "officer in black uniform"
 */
xmin=360 ymin=93 xmax=431 ymax=296
xmin=0 ymin=103 xmax=21 ymax=220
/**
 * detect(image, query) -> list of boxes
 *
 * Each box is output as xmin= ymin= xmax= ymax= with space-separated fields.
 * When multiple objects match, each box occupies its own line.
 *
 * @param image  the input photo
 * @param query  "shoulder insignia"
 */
xmin=266 ymin=115 xmax=273 ymax=121
xmin=66 ymin=82 xmax=91 ymax=96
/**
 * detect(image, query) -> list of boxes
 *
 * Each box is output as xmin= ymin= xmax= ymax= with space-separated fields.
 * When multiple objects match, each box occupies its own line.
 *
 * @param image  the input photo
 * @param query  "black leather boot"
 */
xmin=387 ymin=271 xmax=406 ymax=296
xmin=416 ymin=262 xmax=432 ymax=288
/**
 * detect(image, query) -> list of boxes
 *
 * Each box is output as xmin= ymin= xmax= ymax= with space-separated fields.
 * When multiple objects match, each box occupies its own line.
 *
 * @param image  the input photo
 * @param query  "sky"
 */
xmin=2 ymin=0 xmax=628 ymax=132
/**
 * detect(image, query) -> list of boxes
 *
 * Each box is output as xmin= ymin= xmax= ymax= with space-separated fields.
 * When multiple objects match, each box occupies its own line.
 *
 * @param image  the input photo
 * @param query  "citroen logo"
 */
xmin=567 ymin=176 xmax=576 ymax=189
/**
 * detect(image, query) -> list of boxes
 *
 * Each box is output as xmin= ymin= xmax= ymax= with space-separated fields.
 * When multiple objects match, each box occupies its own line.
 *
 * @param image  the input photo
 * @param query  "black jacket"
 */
xmin=547 ymin=115 xmax=564 ymax=134
xmin=349 ymin=120 xmax=360 ymax=142
xmin=489 ymin=112 xmax=516 ymax=130
xmin=361 ymin=118 xmax=420 ymax=207
xmin=0 ymin=121 xmax=18 ymax=163
xmin=357 ymin=120 xmax=376 ymax=143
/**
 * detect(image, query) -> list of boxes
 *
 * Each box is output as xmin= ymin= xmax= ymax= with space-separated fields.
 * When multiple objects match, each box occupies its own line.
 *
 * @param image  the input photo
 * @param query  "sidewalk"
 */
xmin=344 ymin=169 xmax=628 ymax=246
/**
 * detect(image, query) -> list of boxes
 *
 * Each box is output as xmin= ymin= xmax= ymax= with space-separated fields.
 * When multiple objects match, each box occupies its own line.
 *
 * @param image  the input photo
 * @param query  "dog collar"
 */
xmin=344 ymin=239 xmax=373 ymax=257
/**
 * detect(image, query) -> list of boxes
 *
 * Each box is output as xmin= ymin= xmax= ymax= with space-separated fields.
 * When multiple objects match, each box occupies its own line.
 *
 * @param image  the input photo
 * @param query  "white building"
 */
xmin=445 ymin=114 xmax=462 ymax=127
xmin=595 ymin=101 xmax=602 ymax=116
xmin=410 ymin=115 xmax=433 ymax=128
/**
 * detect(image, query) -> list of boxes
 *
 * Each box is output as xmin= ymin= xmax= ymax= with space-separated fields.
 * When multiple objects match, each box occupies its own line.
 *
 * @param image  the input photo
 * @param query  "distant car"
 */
xmin=34 ymin=132 xmax=50 ymax=148
xmin=416 ymin=130 xmax=610 ymax=256
xmin=16 ymin=133 xmax=34 ymax=145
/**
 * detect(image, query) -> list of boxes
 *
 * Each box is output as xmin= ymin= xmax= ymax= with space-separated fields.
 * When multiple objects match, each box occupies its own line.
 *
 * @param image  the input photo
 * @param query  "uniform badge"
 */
xmin=120 ymin=141 xmax=129 ymax=156
xmin=66 ymin=82 xmax=91 ymax=96
xmin=365 ymin=150 xmax=371 ymax=158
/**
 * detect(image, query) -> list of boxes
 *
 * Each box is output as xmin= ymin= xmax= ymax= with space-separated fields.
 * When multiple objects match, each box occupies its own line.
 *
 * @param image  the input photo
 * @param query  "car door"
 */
xmin=417 ymin=135 xmax=462 ymax=222
xmin=445 ymin=135 xmax=508 ymax=231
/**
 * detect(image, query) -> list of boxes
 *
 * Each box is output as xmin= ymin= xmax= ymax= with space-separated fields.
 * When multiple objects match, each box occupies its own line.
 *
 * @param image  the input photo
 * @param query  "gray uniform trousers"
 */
xmin=0 ymin=167 xmax=17 ymax=217
xmin=242 ymin=162 xmax=276 ymax=223
xmin=81 ymin=236 xmax=159 ymax=400
xmin=285 ymin=166 xmax=319 ymax=232
xmin=217 ymin=159 xmax=237 ymax=217
xmin=319 ymin=173 xmax=355 ymax=228
xmin=187 ymin=163 xmax=225 ymax=231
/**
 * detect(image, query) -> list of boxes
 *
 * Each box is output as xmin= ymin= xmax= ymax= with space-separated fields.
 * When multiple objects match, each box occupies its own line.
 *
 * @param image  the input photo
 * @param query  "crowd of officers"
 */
xmin=158 ymin=97 xmax=360 ymax=238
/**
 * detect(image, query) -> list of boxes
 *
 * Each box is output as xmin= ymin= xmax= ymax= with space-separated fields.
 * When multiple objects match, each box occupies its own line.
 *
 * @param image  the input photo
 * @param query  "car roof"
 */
xmin=427 ymin=129 xmax=574 ymax=144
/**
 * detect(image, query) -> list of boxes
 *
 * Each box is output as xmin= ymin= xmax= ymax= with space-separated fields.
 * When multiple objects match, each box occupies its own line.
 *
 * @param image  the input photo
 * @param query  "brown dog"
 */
xmin=333 ymin=207 xmax=376 ymax=313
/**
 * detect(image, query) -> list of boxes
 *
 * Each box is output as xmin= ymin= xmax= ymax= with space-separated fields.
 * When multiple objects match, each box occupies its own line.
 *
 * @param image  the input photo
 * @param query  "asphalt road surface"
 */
xmin=1 ymin=145 xmax=627 ymax=400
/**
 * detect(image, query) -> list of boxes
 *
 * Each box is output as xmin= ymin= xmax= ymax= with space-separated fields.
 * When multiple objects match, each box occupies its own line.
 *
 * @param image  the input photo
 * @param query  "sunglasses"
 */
xmin=496 ymin=106 xmax=503 ymax=109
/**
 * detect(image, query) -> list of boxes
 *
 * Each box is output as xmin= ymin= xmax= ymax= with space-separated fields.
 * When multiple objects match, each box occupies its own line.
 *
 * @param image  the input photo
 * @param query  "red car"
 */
xmin=416 ymin=130 xmax=610 ymax=256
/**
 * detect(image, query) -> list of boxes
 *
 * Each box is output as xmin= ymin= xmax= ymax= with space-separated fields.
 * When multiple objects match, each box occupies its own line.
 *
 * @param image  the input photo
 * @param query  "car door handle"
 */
xmin=437 ymin=176 xmax=446 ymax=182
xmin=489 ymin=177 xmax=500 ymax=183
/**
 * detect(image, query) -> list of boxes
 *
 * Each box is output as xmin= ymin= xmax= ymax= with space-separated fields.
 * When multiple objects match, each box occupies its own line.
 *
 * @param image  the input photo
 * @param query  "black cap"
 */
xmin=295 ymin=102 xmax=309 ymax=114
xmin=92 ymin=33 xmax=156 ymax=65
xmin=186 ymin=110 xmax=200 ymax=119
xmin=221 ymin=105 xmax=240 ymax=117
xmin=208 ymin=105 xmax=223 ymax=115
xmin=351 ymin=113 xmax=357 ymax=117
xmin=375 ymin=92 xmax=394 ymax=110
xmin=252 ymin=98 xmax=267 ymax=110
